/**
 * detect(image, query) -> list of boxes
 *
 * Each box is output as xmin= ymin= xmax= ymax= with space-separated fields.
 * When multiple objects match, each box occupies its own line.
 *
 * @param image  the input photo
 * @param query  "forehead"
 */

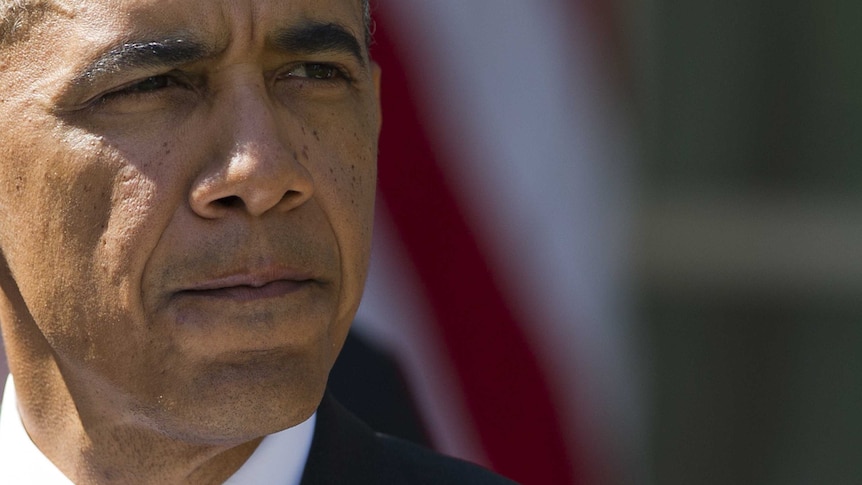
xmin=51 ymin=0 xmax=366 ymax=48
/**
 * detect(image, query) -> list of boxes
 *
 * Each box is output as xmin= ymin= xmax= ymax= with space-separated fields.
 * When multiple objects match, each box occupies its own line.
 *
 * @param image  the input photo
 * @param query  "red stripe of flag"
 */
xmin=371 ymin=16 xmax=583 ymax=485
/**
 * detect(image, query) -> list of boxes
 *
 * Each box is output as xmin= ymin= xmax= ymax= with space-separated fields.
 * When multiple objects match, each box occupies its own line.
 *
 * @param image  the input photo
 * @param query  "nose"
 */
xmin=189 ymin=82 xmax=314 ymax=219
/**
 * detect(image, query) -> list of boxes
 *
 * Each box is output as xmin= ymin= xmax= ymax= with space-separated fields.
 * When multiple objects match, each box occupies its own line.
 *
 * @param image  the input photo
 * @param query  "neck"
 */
xmin=0 ymin=318 xmax=261 ymax=485
xmin=9 ymin=362 xmax=261 ymax=485
xmin=0 ymin=274 xmax=263 ymax=484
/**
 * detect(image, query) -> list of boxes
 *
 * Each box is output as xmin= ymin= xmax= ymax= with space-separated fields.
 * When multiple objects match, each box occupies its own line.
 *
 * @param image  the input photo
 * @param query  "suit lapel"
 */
xmin=300 ymin=393 xmax=382 ymax=485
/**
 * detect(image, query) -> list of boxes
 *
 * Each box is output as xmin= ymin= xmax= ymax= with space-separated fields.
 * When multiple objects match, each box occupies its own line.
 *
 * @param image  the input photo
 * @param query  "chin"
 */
xmin=140 ymin=352 xmax=330 ymax=445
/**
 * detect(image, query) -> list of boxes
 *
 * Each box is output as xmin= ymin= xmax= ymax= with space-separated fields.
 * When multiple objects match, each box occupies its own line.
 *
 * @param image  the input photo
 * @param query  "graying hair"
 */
xmin=0 ymin=0 xmax=58 ymax=45
xmin=361 ymin=0 xmax=374 ymax=46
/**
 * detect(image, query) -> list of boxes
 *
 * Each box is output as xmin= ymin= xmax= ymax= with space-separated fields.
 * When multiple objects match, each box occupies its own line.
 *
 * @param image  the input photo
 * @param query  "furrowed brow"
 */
xmin=272 ymin=21 xmax=366 ymax=66
xmin=71 ymin=37 xmax=213 ymax=88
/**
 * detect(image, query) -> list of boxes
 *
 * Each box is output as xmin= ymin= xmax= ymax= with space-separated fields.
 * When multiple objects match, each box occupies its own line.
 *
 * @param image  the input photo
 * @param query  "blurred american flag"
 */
xmin=354 ymin=1 xmax=643 ymax=483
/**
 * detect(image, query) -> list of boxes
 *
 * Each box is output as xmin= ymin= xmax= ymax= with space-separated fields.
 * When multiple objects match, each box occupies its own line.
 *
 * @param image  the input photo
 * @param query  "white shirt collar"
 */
xmin=223 ymin=411 xmax=316 ymax=485
xmin=0 ymin=376 xmax=316 ymax=484
xmin=0 ymin=376 xmax=71 ymax=484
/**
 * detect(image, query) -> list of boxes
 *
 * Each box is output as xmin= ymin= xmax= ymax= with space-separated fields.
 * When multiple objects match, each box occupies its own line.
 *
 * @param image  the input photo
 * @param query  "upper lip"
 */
xmin=182 ymin=266 xmax=317 ymax=292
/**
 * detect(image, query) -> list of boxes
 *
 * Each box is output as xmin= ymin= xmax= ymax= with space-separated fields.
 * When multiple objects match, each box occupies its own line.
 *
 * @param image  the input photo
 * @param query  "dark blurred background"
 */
xmin=624 ymin=0 xmax=862 ymax=482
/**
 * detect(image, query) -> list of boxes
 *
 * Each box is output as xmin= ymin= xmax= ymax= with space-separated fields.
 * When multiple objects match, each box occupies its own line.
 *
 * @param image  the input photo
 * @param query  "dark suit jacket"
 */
xmin=300 ymin=394 xmax=519 ymax=484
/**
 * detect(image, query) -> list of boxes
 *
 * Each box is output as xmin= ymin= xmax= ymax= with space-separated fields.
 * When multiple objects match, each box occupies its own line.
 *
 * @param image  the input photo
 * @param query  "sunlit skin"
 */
xmin=0 ymin=0 xmax=381 ymax=483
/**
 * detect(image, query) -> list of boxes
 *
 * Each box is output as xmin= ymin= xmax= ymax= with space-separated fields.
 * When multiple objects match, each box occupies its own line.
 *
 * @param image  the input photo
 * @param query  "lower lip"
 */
xmin=180 ymin=280 xmax=308 ymax=302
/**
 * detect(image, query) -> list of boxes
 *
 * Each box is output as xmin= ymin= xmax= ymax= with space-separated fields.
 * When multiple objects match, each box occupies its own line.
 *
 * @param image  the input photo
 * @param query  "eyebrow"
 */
xmin=272 ymin=21 xmax=366 ymax=67
xmin=71 ymin=37 xmax=214 ymax=88
xmin=68 ymin=21 xmax=366 ymax=90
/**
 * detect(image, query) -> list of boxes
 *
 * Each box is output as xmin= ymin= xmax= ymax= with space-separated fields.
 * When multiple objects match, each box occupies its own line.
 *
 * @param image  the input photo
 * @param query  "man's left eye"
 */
xmin=286 ymin=63 xmax=348 ymax=81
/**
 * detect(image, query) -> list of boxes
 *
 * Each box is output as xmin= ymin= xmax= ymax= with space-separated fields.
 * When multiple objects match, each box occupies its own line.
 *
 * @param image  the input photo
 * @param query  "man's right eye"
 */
xmin=83 ymin=73 xmax=197 ymax=115
xmin=110 ymin=75 xmax=180 ymax=96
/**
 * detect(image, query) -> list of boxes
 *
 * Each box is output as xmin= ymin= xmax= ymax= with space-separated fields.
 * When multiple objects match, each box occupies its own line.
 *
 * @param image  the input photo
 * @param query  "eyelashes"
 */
xmin=100 ymin=62 xmax=352 ymax=102
xmin=83 ymin=61 xmax=356 ymax=116
xmin=283 ymin=63 xmax=353 ymax=83
xmin=103 ymin=74 xmax=186 ymax=99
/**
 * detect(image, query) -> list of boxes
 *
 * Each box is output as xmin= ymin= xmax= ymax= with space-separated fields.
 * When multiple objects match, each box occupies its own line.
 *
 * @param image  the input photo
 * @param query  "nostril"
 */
xmin=214 ymin=195 xmax=244 ymax=208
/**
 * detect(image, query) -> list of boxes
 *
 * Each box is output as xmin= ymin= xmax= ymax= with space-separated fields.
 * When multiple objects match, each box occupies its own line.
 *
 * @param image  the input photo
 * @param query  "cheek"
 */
xmin=0 ymin=131 xmax=170 ymax=355
xmin=330 ymin=155 xmax=376 ymax=296
xmin=325 ymin=140 xmax=376 ymax=231
xmin=304 ymin=116 xmax=378 ymax=318
xmin=1 ymin=136 xmax=113 ymax=279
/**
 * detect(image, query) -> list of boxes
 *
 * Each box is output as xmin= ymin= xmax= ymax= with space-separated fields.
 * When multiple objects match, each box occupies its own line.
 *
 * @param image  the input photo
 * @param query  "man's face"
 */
xmin=0 ymin=0 xmax=380 ymax=442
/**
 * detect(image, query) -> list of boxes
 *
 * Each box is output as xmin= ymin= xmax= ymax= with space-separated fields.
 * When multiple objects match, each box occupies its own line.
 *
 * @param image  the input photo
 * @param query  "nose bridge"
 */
xmin=190 ymin=73 xmax=314 ymax=218
xmin=229 ymin=79 xmax=282 ymax=161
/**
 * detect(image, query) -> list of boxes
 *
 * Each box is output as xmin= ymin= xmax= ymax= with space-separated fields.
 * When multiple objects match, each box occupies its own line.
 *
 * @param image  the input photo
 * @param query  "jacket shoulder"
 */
xmin=300 ymin=393 xmax=518 ymax=485
xmin=375 ymin=433 xmax=519 ymax=485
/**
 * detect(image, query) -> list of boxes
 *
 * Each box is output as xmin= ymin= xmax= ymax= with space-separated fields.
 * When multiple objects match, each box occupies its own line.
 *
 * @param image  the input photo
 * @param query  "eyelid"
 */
xmin=93 ymin=71 xmax=195 ymax=103
xmin=280 ymin=61 xmax=355 ymax=82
